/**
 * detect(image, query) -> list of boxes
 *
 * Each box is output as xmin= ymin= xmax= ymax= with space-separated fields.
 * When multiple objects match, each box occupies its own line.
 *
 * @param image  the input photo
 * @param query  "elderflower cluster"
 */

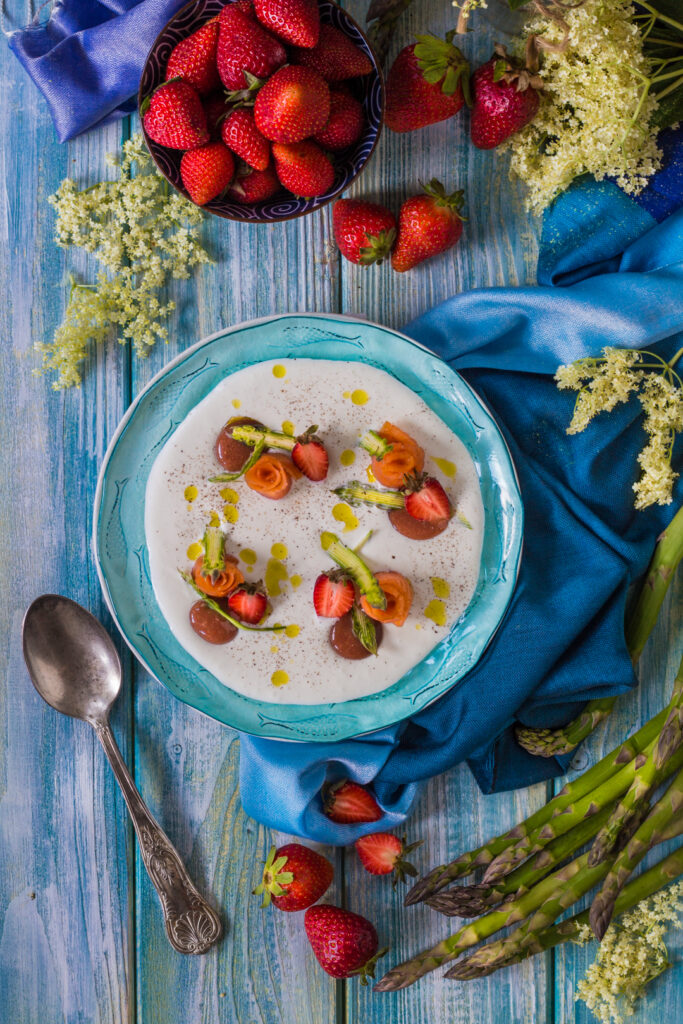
xmin=505 ymin=0 xmax=662 ymax=213
xmin=37 ymin=134 xmax=211 ymax=389
xmin=555 ymin=347 xmax=683 ymax=509
xmin=574 ymin=881 xmax=683 ymax=1024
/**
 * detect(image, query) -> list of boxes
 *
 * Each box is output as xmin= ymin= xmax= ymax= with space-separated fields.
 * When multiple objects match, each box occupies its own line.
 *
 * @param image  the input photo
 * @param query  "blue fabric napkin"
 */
xmin=240 ymin=190 xmax=683 ymax=844
xmin=7 ymin=0 xmax=186 ymax=142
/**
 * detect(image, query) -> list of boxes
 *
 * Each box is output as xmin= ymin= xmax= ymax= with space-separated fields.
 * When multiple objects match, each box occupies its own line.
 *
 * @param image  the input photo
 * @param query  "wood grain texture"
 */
xmin=0 ymin=11 xmax=133 ymax=1021
xmin=1 ymin=0 xmax=682 ymax=1022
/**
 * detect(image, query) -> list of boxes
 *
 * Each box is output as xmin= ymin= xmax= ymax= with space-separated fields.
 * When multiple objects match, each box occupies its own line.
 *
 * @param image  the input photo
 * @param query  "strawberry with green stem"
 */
xmin=355 ymin=833 xmax=424 ymax=888
xmin=292 ymin=23 xmax=373 ymax=81
xmin=141 ymin=79 xmax=210 ymax=150
xmin=217 ymin=2 xmax=287 ymax=90
xmin=392 ymin=180 xmax=465 ymax=273
xmin=323 ymin=780 xmax=382 ymax=823
xmin=227 ymin=581 xmax=268 ymax=624
xmin=166 ymin=18 xmax=221 ymax=96
xmin=313 ymin=570 xmax=355 ymax=618
xmin=305 ymin=905 xmax=387 ymax=982
xmin=332 ymin=199 xmax=396 ymax=266
xmin=385 ymin=29 xmax=470 ymax=133
xmin=180 ymin=142 xmax=235 ymax=206
xmin=254 ymin=0 xmax=320 ymax=49
xmin=253 ymin=843 xmax=333 ymax=911
xmin=470 ymin=45 xmax=543 ymax=150
xmin=272 ymin=141 xmax=335 ymax=198
xmin=254 ymin=65 xmax=331 ymax=144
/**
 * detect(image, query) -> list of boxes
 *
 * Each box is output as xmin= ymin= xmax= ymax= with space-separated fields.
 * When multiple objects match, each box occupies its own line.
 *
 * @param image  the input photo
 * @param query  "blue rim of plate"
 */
xmin=93 ymin=313 xmax=523 ymax=742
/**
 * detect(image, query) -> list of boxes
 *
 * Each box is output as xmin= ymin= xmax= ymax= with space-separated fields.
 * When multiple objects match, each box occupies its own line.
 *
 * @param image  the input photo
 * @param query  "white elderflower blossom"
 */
xmin=506 ymin=0 xmax=662 ymax=212
xmin=555 ymin=347 xmax=683 ymax=508
xmin=37 ymin=133 xmax=212 ymax=389
xmin=574 ymin=881 xmax=683 ymax=1024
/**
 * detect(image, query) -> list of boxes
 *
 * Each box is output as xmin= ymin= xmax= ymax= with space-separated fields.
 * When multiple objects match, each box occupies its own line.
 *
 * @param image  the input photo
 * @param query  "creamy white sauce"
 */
xmin=145 ymin=359 xmax=484 ymax=704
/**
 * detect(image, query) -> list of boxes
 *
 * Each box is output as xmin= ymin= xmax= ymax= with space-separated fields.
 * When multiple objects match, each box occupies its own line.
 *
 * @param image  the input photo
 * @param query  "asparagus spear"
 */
xmin=516 ymin=504 xmax=683 ymax=757
xmin=589 ymin=770 xmax=683 ymax=939
xmin=654 ymin=656 xmax=683 ymax=768
xmin=482 ymin=738 xmax=683 ymax=885
xmin=446 ymin=843 xmax=683 ymax=981
xmin=426 ymin=803 xmax=614 ymax=918
xmin=588 ymin=651 xmax=683 ymax=866
xmin=515 ymin=698 xmax=617 ymax=759
xmin=376 ymin=850 xmax=612 ymax=991
xmin=405 ymin=708 xmax=668 ymax=905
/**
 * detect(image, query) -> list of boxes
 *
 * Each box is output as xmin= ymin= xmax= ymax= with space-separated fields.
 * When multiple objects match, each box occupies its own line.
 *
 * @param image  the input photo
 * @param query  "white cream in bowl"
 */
xmin=145 ymin=358 xmax=484 ymax=704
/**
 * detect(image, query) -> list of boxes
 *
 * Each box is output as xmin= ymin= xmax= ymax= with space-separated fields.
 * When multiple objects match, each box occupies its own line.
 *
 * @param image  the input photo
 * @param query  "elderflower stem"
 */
xmin=637 ymin=1 xmax=683 ymax=34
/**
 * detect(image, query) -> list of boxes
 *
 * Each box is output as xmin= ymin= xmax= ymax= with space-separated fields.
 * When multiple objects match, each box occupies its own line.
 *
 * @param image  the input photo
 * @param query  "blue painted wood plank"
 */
xmin=554 ymin=573 xmax=683 ymax=1023
xmin=0 ymin=12 xmax=134 ymax=1021
xmin=127 ymin=106 xmax=341 ymax=1022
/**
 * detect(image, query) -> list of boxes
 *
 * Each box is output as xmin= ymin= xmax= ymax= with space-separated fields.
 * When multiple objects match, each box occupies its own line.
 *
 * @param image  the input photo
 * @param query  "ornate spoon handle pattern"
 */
xmin=95 ymin=719 xmax=223 ymax=954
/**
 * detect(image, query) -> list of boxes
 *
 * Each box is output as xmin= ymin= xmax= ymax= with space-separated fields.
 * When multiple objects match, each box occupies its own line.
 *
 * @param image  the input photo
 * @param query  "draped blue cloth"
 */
xmin=7 ymin=0 xmax=186 ymax=142
xmin=7 ymin=1 xmax=683 ymax=842
xmin=240 ymin=190 xmax=683 ymax=844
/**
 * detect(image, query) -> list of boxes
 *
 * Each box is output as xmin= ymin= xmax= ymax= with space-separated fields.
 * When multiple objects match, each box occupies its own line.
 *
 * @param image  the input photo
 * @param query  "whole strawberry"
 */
xmin=221 ymin=109 xmax=271 ymax=170
xmin=304 ymin=905 xmax=386 ymax=982
xmin=216 ymin=3 xmax=287 ymax=90
xmin=292 ymin=23 xmax=373 ymax=81
xmin=227 ymin=162 xmax=281 ymax=203
xmin=332 ymin=199 xmax=396 ymax=266
xmin=313 ymin=89 xmax=364 ymax=151
xmin=355 ymin=833 xmax=423 ymax=888
xmin=253 ymin=843 xmax=333 ymax=911
xmin=385 ymin=30 xmax=469 ymax=133
xmin=180 ymin=142 xmax=235 ymax=205
xmin=392 ymin=180 xmax=464 ymax=272
xmin=254 ymin=0 xmax=320 ymax=49
xmin=272 ymin=141 xmax=335 ymax=198
xmin=166 ymin=19 xmax=221 ymax=96
xmin=255 ymin=65 xmax=330 ymax=144
xmin=470 ymin=46 xmax=542 ymax=149
xmin=141 ymin=80 xmax=210 ymax=150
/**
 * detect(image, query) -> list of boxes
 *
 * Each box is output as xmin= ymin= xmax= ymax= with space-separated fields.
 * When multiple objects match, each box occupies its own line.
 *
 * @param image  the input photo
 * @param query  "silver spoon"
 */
xmin=22 ymin=594 xmax=222 ymax=955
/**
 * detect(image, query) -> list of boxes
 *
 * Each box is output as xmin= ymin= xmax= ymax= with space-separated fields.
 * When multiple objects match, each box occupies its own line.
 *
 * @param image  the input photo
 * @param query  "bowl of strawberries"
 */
xmin=139 ymin=0 xmax=383 ymax=221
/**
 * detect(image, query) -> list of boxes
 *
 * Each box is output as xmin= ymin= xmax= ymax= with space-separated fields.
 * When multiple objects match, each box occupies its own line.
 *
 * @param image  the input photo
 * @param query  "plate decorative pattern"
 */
xmin=94 ymin=314 xmax=524 ymax=742
xmin=139 ymin=0 xmax=384 ymax=223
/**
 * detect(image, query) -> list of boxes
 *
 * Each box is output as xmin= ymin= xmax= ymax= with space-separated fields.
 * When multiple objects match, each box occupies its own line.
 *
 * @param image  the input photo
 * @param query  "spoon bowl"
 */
xmin=22 ymin=594 xmax=121 ymax=724
xmin=22 ymin=593 xmax=223 ymax=954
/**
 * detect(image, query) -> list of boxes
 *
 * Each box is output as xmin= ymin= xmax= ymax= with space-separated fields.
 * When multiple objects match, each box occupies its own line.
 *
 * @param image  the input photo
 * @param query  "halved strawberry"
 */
xmin=355 ymin=833 xmax=423 ymax=888
xmin=313 ymin=571 xmax=354 ymax=618
xmin=227 ymin=581 xmax=268 ymax=623
xmin=323 ymin=780 xmax=382 ymax=824
xmin=403 ymin=473 xmax=452 ymax=522
xmin=292 ymin=428 xmax=329 ymax=480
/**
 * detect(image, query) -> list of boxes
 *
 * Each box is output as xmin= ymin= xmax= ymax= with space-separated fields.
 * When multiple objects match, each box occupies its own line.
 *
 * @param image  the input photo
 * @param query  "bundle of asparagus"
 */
xmin=375 ymin=511 xmax=683 ymax=992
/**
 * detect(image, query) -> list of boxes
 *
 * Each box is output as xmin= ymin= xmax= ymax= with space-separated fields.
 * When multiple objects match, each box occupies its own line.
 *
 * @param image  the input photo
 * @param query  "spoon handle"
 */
xmin=94 ymin=720 xmax=222 ymax=954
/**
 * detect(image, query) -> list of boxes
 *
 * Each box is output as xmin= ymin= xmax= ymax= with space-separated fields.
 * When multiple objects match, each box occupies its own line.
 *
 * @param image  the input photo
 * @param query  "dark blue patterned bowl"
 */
xmin=139 ymin=0 xmax=384 ymax=222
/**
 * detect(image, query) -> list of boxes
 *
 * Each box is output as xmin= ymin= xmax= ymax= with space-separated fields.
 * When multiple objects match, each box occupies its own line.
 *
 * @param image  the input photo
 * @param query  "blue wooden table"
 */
xmin=1 ymin=2 xmax=682 ymax=1022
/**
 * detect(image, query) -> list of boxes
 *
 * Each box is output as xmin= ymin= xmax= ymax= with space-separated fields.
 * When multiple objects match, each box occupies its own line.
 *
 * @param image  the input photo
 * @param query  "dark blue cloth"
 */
xmin=240 ymin=190 xmax=683 ymax=844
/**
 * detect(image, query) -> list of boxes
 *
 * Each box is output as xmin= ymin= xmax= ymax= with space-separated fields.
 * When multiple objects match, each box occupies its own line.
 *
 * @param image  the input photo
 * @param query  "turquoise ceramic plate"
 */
xmin=94 ymin=314 xmax=523 ymax=742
